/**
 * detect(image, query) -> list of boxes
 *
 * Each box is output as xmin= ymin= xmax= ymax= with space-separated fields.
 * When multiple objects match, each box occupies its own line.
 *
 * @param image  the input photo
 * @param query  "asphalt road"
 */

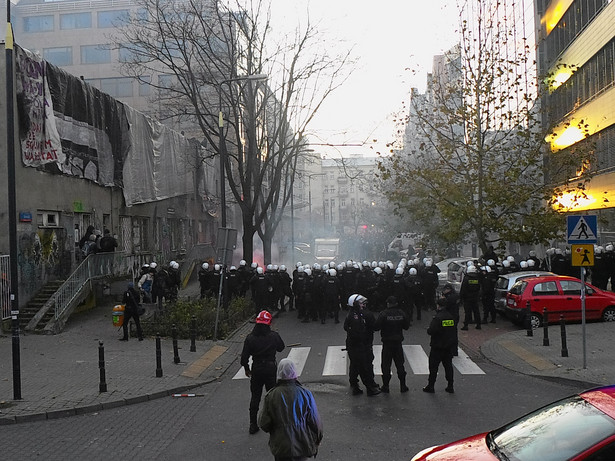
xmin=0 ymin=311 xmax=587 ymax=460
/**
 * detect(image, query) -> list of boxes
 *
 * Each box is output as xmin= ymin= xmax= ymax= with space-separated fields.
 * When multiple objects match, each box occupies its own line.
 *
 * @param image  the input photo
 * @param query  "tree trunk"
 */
xmin=262 ymin=236 xmax=272 ymax=265
xmin=242 ymin=217 xmax=256 ymax=264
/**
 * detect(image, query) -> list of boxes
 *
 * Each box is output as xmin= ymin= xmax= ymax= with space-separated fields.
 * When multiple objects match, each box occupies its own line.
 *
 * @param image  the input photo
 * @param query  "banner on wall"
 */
xmin=15 ymin=45 xmax=194 ymax=205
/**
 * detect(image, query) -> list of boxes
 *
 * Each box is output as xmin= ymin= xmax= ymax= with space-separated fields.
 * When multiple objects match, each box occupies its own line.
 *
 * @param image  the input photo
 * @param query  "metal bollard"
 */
xmin=560 ymin=315 xmax=569 ymax=357
xmin=98 ymin=341 xmax=107 ymax=392
xmin=525 ymin=301 xmax=533 ymax=337
xmin=156 ymin=334 xmax=163 ymax=377
xmin=172 ymin=324 xmax=181 ymax=364
xmin=190 ymin=315 xmax=197 ymax=352
xmin=542 ymin=308 xmax=549 ymax=346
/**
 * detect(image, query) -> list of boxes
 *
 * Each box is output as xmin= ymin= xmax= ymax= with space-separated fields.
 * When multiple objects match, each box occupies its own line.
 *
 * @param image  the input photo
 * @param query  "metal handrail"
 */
xmin=54 ymin=252 xmax=133 ymax=320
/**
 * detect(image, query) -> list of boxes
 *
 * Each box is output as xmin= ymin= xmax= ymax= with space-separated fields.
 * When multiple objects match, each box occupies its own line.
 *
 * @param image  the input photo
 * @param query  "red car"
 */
xmin=411 ymin=385 xmax=615 ymax=460
xmin=504 ymin=275 xmax=615 ymax=328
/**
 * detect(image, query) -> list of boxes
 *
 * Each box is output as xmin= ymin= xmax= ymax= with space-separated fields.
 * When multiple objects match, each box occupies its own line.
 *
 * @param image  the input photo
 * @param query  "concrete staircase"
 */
xmin=19 ymin=280 xmax=65 ymax=332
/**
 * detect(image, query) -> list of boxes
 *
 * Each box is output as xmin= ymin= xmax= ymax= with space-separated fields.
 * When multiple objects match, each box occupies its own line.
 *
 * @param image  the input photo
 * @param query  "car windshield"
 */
xmin=496 ymin=276 xmax=511 ymax=289
xmin=509 ymin=281 xmax=527 ymax=295
xmin=489 ymin=395 xmax=615 ymax=461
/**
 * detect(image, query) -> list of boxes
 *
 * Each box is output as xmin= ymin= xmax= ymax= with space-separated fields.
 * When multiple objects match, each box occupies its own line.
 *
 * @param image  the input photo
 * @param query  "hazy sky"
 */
xmin=270 ymin=0 xmax=460 ymax=158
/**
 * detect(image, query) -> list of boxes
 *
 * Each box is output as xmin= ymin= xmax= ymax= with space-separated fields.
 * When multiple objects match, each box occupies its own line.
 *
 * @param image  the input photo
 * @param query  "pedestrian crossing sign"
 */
xmin=571 ymin=244 xmax=594 ymax=267
xmin=567 ymin=215 xmax=597 ymax=244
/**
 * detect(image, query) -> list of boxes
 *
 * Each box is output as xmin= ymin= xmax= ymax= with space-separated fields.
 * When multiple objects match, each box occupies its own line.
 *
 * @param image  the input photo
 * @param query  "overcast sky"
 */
xmin=270 ymin=0 xmax=460 ymax=158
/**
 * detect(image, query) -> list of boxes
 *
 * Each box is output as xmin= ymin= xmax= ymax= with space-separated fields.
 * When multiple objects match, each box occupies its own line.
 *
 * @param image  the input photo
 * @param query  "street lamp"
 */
xmin=217 ymin=74 xmax=267 ymax=228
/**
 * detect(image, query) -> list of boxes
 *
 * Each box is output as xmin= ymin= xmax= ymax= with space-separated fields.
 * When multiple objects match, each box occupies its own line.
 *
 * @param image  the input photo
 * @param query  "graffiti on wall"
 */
xmin=18 ymin=228 xmax=71 ymax=296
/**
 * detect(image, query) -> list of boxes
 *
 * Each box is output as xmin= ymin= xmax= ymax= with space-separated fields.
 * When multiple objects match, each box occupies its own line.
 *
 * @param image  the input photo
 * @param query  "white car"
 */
xmin=494 ymin=270 xmax=554 ymax=313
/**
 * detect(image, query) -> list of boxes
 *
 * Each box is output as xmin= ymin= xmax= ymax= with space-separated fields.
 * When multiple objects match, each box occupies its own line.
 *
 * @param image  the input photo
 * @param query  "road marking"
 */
xmin=453 ymin=348 xmax=485 ymax=374
xmin=403 ymin=345 xmax=429 ymax=374
xmin=287 ymin=347 xmax=310 ymax=377
xmin=181 ymin=345 xmax=228 ymax=379
xmin=500 ymin=340 xmax=557 ymax=371
xmin=232 ymin=344 xmax=485 ymax=379
xmin=323 ymin=345 xmax=347 ymax=376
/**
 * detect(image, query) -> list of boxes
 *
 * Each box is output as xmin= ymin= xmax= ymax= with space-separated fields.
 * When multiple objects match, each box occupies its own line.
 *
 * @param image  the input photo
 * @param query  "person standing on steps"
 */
xmin=240 ymin=310 xmax=285 ymax=435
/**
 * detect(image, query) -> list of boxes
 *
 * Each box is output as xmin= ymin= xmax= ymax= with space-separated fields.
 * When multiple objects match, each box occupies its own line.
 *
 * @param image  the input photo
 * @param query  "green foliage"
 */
xmin=141 ymin=296 xmax=253 ymax=340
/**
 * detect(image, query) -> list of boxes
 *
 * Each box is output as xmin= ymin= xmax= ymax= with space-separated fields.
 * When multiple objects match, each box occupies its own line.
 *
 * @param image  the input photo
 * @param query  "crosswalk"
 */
xmin=232 ymin=344 xmax=485 ymax=380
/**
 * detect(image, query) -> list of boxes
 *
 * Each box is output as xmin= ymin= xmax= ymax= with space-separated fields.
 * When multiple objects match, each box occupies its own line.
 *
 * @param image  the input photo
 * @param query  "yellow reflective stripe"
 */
xmin=441 ymin=320 xmax=454 ymax=327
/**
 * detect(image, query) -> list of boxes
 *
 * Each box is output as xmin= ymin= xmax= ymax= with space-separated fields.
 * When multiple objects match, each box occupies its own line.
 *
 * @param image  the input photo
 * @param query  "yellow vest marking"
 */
xmin=442 ymin=320 xmax=454 ymax=327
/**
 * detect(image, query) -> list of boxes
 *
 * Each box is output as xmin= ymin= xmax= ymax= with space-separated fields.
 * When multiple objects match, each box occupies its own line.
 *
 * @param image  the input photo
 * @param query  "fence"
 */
xmin=53 ymin=252 xmax=143 ymax=321
xmin=1 ymin=255 xmax=9 ymax=320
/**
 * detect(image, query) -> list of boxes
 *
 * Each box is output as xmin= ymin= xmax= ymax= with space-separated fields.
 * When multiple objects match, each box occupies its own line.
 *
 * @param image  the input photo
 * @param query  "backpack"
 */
xmin=82 ymin=240 xmax=95 ymax=256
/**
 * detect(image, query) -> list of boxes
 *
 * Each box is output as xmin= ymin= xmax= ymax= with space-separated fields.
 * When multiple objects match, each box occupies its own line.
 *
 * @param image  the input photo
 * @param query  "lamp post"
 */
xmin=217 ymin=74 xmax=267 ymax=228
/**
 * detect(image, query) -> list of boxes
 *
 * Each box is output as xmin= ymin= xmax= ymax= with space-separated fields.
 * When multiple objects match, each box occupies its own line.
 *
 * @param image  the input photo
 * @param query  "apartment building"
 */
xmin=539 ymin=0 xmax=615 ymax=236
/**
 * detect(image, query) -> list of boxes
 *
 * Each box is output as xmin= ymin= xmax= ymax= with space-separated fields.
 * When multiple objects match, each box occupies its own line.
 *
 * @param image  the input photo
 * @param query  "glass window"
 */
xmin=100 ymin=78 xmax=133 ymax=98
xmin=60 ymin=12 xmax=91 ymax=30
xmin=43 ymin=47 xmax=73 ymax=66
xmin=97 ymin=10 xmax=130 ymax=28
xmin=560 ymin=280 xmax=582 ymax=295
xmin=81 ymin=45 xmax=111 ymax=64
xmin=492 ymin=395 xmax=615 ymax=460
xmin=158 ymin=74 xmax=173 ymax=89
xmin=532 ymin=281 xmax=559 ymax=295
xmin=139 ymin=76 xmax=152 ymax=96
xmin=23 ymin=15 xmax=54 ymax=33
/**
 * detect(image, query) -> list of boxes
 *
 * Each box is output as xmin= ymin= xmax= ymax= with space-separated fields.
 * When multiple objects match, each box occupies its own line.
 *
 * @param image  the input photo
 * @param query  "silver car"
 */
xmin=494 ymin=270 xmax=554 ymax=313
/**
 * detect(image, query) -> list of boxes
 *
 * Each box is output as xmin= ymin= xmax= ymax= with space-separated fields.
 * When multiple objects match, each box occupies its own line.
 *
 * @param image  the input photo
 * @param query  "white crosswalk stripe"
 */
xmin=232 ymin=344 xmax=485 ymax=379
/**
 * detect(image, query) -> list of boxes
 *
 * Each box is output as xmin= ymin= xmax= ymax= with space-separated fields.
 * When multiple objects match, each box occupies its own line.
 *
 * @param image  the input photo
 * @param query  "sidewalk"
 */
xmin=480 ymin=321 xmax=615 ymax=388
xmin=0 ymin=280 xmax=251 ymax=425
xmin=1 ymin=283 xmax=614 ymax=424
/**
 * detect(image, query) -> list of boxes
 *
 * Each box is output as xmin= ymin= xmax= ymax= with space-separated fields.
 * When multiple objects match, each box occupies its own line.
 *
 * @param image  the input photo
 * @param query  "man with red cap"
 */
xmin=241 ymin=310 xmax=285 ymax=434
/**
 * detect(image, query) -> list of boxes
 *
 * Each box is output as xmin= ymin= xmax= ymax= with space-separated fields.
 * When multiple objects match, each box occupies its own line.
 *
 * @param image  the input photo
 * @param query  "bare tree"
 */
xmin=110 ymin=0 xmax=353 ymax=262
xmin=378 ymin=2 xmax=593 ymax=255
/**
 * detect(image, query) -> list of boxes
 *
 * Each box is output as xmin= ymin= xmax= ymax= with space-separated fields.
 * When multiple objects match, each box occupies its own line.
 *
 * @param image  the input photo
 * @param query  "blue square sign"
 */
xmin=567 ymin=215 xmax=597 ymax=244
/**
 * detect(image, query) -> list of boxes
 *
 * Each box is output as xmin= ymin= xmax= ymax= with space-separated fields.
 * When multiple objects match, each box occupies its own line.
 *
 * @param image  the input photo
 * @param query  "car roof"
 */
xmin=498 ymin=270 xmax=554 ymax=280
xmin=581 ymin=385 xmax=615 ymax=420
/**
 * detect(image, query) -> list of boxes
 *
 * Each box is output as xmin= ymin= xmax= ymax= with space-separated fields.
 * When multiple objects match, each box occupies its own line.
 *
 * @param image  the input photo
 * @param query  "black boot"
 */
xmin=399 ymin=374 xmax=409 ymax=393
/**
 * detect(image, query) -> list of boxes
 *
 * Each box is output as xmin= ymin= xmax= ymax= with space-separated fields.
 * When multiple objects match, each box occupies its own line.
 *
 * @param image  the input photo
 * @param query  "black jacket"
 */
xmin=374 ymin=306 xmax=410 ymax=343
xmin=427 ymin=309 xmax=457 ymax=349
xmin=240 ymin=324 xmax=285 ymax=371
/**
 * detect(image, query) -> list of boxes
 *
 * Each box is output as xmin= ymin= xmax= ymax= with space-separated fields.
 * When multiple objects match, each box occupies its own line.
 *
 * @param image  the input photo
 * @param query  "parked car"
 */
xmin=446 ymin=258 xmax=475 ymax=293
xmin=435 ymin=257 xmax=462 ymax=291
xmin=411 ymin=385 xmax=615 ymax=460
xmin=494 ymin=270 xmax=554 ymax=314
xmin=505 ymin=275 xmax=615 ymax=328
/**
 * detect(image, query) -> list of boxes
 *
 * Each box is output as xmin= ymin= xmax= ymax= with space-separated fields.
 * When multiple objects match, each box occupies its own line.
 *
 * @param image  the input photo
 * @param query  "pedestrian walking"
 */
xmin=120 ymin=282 xmax=143 ymax=341
xmin=343 ymin=294 xmax=380 ymax=396
xmin=423 ymin=297 xmax=457 ymax=394
xmin=258 ymin=358 xmax=323 ymax=461
xmin=374 ymin=296 xmax=411 ymax=393
xmin=240 ymin=310 xmax=285 ymax=434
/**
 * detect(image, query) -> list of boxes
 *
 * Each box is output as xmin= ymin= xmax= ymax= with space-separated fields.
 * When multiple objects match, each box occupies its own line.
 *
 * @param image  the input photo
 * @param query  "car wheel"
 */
xmin=529 ymin=312 xmax=542 ymax=329
xmin=602 ymin=306 xmax=615 ymax=322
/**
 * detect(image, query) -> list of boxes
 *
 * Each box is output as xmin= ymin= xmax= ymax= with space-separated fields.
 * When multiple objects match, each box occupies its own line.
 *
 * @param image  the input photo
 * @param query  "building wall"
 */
xmin=0 ymin=42 xmax=217 ymax=308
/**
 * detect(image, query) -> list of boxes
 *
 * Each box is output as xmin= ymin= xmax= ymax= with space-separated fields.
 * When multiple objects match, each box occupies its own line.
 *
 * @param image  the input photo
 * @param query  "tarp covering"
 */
xmin=122 ymin=105 xmax=194 ymax=206
xmin=15 ymin=45 xmax=194 ymax=206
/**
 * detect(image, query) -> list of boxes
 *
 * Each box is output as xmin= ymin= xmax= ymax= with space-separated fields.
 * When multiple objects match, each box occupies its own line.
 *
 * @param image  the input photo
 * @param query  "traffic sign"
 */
xmin=571 ymin=244 xmax=594 ymax=267
xmin=567 ymin=215 xmax=597 ymax=244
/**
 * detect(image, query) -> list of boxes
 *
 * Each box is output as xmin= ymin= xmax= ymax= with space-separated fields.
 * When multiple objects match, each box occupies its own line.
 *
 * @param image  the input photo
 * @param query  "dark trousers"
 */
xmin=482 ymin=294 xmax=496 ymax=321
xmin=381 ymin=341 xmax=406 ymax=384
xmin=249 ymin=363 xmax=277 ymax=424
xmin=122 ymin=308 xmax=143 ymax=340
xmin=428 ymin=346 xmax=454 ymax=386
xmin=348 ymin=345 xmax=376 ymax=389
xmin=463 ymin=299 xmax=481 ymax=326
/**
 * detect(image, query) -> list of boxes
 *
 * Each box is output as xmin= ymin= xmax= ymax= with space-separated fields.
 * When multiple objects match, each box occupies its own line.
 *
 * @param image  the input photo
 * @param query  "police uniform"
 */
xmin=423 ymin=301 xmax=456 ymax=393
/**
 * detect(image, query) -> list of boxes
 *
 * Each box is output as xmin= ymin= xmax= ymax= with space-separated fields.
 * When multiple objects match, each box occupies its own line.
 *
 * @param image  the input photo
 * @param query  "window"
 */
xmin=560 ymin=280 xmax=582 ymax=295
xmin=38 ymin=211 xmax=60 ymax=227
xmin=139 ymin=76 xmax=152 ymax=96
xmin=100 ymin=77 xmax=134 ymax=98
xmin=60 ymin=12 xmax=91 ymax=30
xmin=23 ymin=15 xmax=54 ymax=33
xmin=532 ymin=281 xmax=559 ymax=296
xmin=43 ymin=47 xmax=72 ymax=66
xmin=81 ymin=45 xmax=111 ymax=64
xmin=97 ymin=10 xmax=129 ymax=28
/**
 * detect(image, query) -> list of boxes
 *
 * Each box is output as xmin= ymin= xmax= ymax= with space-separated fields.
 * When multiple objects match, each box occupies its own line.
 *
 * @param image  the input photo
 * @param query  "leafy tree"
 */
xmin=378 ymin=3 xmax=593 ymax=255
xmin=111 ymin=0 xmax=352 ymax=262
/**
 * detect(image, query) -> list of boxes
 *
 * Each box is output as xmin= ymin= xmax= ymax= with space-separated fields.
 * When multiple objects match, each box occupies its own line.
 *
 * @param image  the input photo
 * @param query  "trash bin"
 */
xmin=112 ymin=304 xmax=125 ymax=327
